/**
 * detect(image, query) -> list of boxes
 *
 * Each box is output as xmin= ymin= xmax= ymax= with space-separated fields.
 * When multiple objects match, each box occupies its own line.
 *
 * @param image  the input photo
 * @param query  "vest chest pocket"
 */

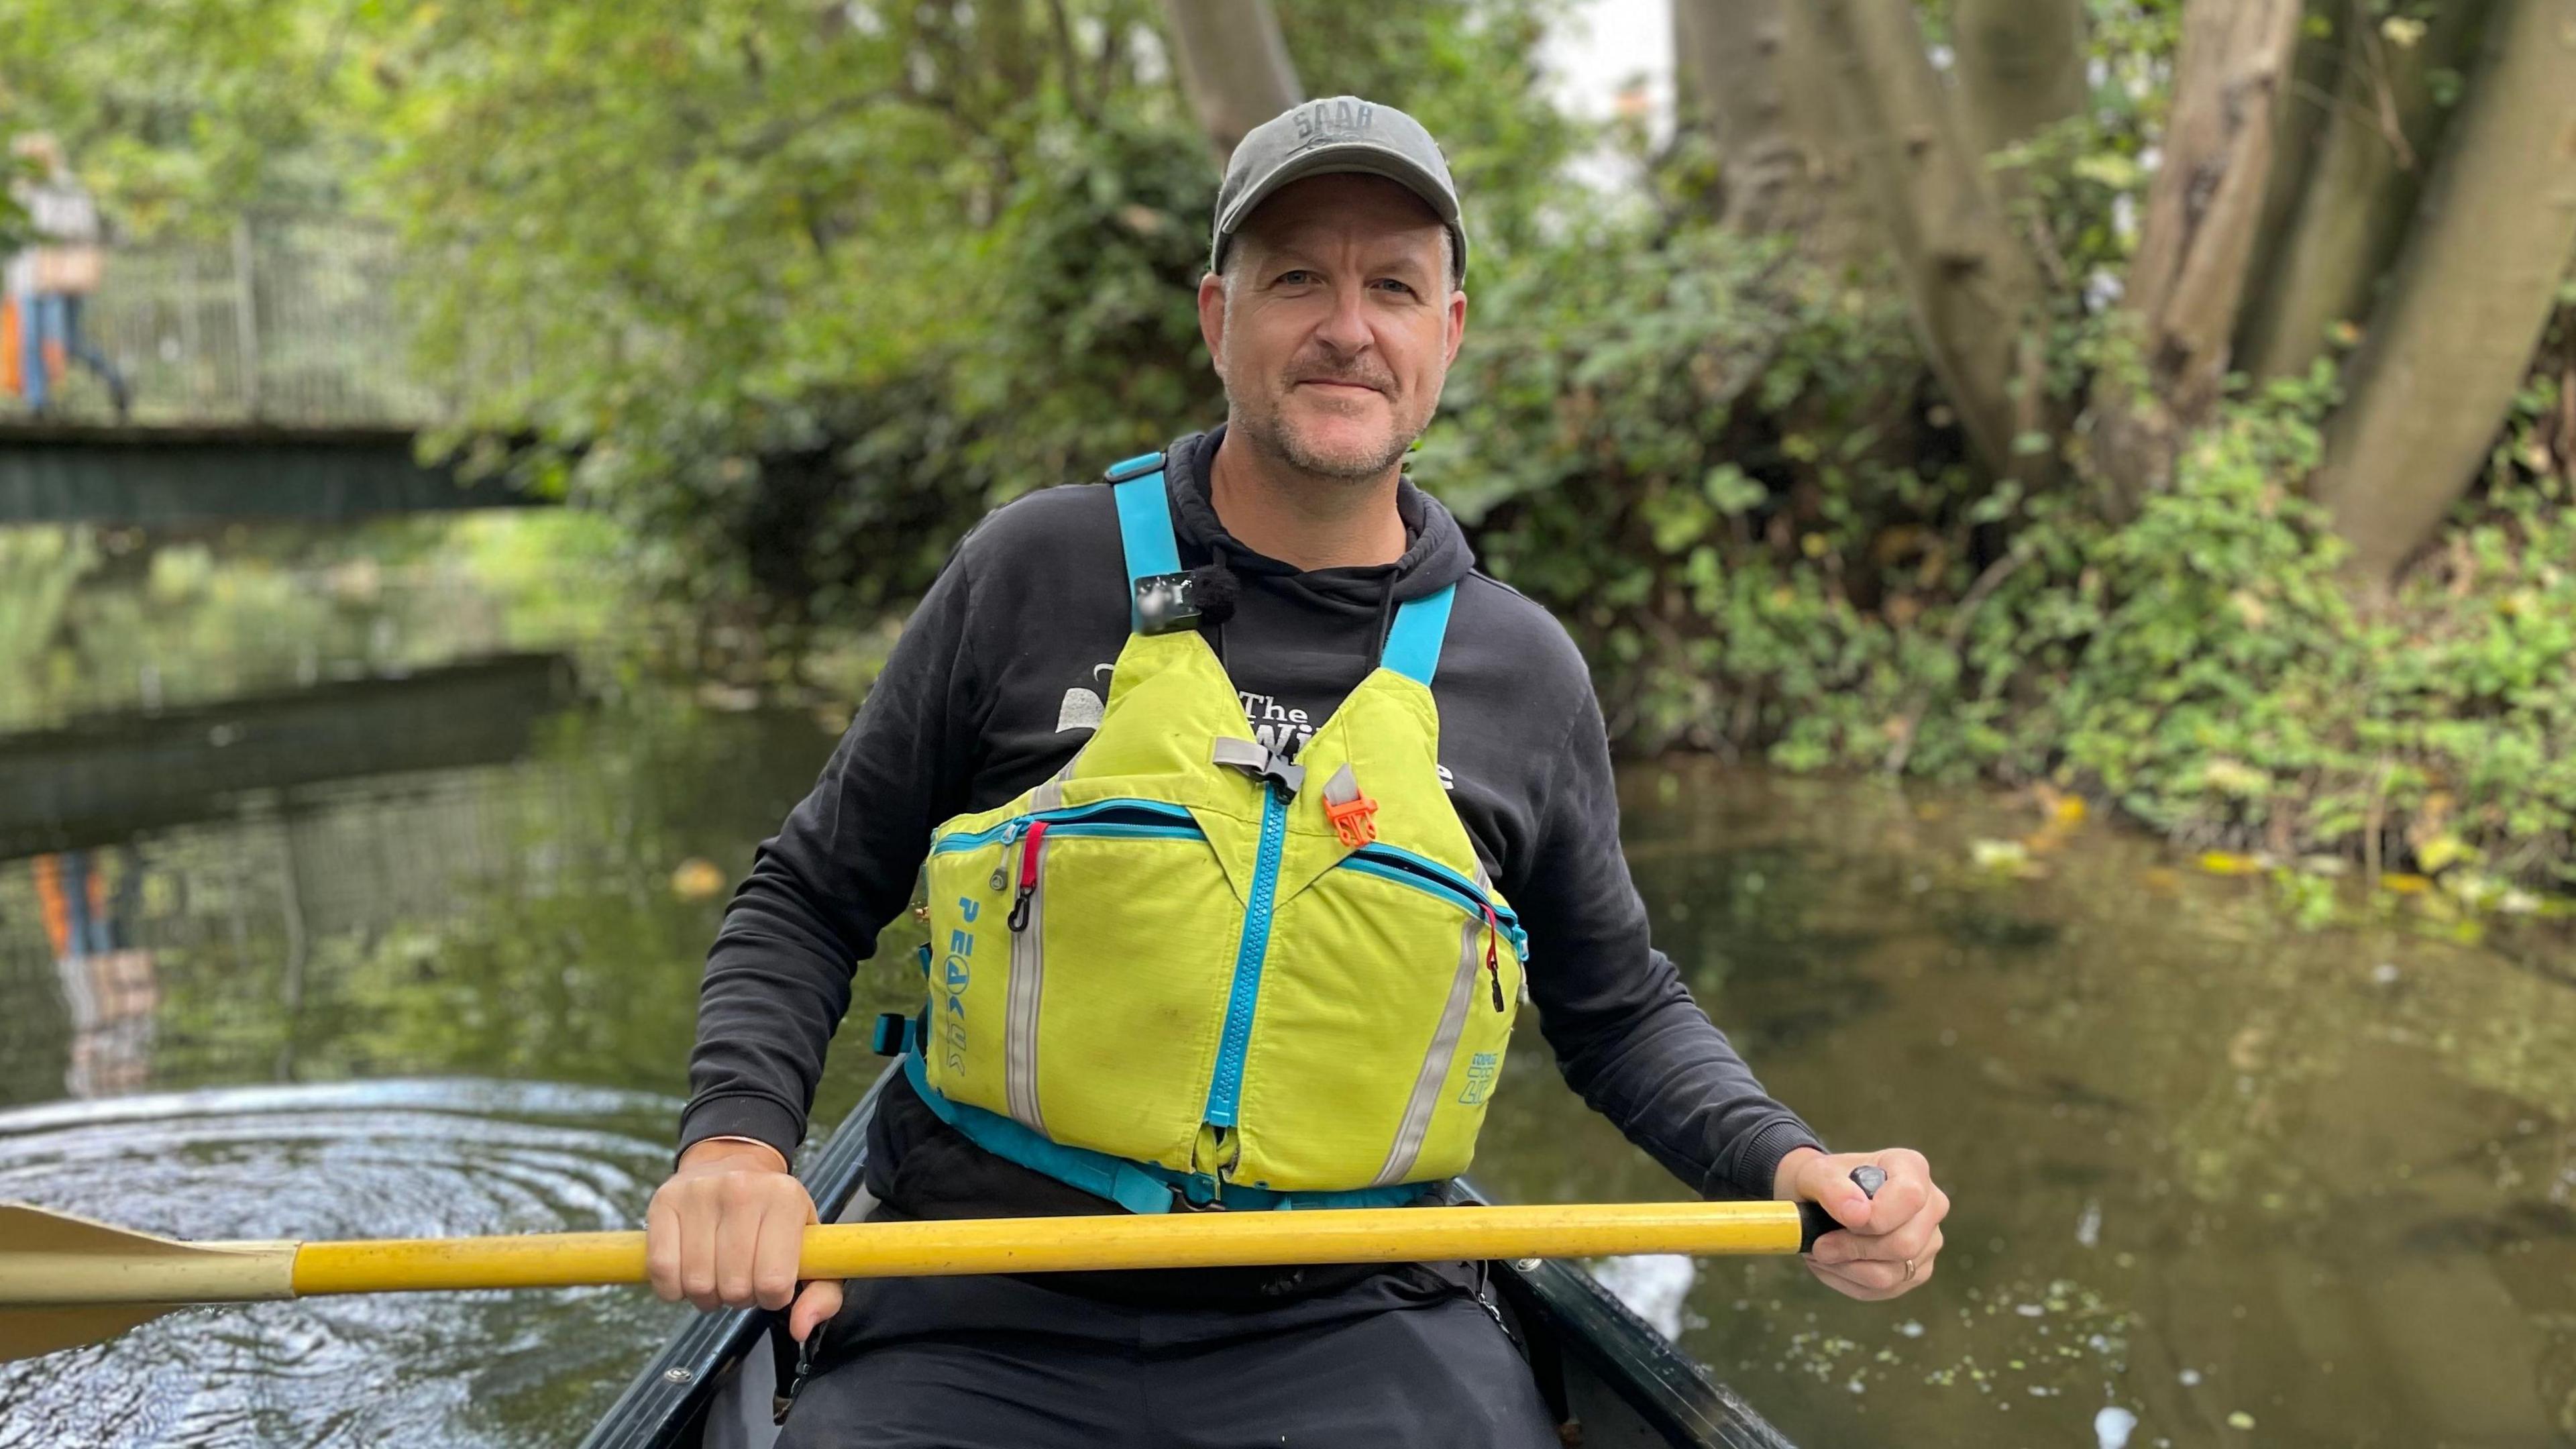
xmin=922 ymin=799 xmax=1243 ymax=1174
xmin=1230 ymin=845 xmax=1526 ymax=1191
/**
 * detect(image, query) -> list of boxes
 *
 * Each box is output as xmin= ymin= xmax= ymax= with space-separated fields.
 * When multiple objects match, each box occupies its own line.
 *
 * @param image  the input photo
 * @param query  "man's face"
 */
xmin=1197 ymin=174 xmax=1467 ymax=481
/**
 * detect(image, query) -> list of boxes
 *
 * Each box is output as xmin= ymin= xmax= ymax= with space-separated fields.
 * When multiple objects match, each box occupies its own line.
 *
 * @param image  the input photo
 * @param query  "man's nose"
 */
xmin=1312 ymin=280 xmax=1375 ymax=358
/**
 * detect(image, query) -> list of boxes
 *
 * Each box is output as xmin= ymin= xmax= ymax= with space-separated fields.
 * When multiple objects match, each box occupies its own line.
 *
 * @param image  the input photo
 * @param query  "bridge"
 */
xmin=1 ymin=215 xmax=545 ymax=524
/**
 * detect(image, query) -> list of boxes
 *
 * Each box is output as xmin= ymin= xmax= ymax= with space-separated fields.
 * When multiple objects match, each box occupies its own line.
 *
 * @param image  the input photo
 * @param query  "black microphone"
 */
xmin=1186 ymin=564 xmax=1240 ymax=628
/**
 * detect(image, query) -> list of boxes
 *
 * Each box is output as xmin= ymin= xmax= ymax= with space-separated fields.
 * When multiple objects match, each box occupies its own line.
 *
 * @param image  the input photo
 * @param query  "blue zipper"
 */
xmin=930 ymin=800 xmax=1201 ymax=855
xmin=1337 ymin=845 xmax=1529 ymax=958
xmin=1204 ymin=783 xmax=1290 ymax=1128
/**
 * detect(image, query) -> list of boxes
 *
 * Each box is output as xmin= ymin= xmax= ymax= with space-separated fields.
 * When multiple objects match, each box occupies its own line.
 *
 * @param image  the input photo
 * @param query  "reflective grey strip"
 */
xmin=1372 ymin=916 xmax=1485 ymax=1187
xmin=1005 ymin=780 xmax=1065 ymax=1134
xmin=1211 ymin=737 xmax=1268 ymax=773
xmin=1323 ymin=761 xmax=1361 ymax=806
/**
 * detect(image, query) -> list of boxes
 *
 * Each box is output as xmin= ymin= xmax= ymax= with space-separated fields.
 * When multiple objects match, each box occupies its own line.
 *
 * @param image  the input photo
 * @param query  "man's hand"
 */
xmin=646 ymin=1138 xmax=843 ymax=1342
xmin=1772 ymin=1145 xmax=1948 ymax=1301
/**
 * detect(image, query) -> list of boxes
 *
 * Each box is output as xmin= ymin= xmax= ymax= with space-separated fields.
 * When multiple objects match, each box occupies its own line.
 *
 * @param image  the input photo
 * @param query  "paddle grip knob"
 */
xmin=1795 ymin=1164 xmax=1886 ymax=1254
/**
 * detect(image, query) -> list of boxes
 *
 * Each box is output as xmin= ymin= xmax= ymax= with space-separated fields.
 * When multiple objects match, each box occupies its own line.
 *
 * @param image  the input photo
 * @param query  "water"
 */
xmin=0 ymin=1082 xmax=680 ymax=1448
xmin=3 ymin=519 xmax=2573 ymax=1448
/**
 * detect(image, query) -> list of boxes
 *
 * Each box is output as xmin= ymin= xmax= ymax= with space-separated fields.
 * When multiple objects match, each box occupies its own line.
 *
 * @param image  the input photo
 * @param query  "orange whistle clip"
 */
xmin=1324 ymin=792 xmax=1379 ymax=849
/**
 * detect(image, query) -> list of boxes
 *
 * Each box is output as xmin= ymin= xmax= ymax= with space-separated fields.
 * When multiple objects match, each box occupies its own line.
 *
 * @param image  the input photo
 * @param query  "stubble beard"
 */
xmin=1225 ymin=373 xmax=1432 ymax=484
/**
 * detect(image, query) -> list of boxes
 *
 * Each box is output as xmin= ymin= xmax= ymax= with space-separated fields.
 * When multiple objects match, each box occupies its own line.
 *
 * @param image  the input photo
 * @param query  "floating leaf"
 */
xmin=670 ymin=857 xmax=729 ymax=901
xmin=2413 ymin=833 xmax=2477 ymax=874
xmin=2198 ymin=759 xmax=2271 ymax=798
xmin=1971 ymin=839 xmax=2033 ymax=873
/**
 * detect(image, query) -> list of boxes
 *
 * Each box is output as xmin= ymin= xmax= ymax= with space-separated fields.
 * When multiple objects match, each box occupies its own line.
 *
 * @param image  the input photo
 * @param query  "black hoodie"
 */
xmin=682 ymin=428 xmax=1823 ymax=1232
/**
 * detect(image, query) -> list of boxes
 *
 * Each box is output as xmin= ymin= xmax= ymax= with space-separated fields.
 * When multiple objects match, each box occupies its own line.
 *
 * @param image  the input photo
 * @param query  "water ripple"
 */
xmin=0 ymin=1079 xmax=690 ymax=1449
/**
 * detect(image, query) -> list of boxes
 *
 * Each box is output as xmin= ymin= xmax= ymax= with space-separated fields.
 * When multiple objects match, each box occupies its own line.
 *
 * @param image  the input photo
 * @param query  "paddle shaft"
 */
xmin=3 ymin=1201 xmax=1814 ymax=1307
xmin=298 ymin=1200 xmax=1809 ymax=1295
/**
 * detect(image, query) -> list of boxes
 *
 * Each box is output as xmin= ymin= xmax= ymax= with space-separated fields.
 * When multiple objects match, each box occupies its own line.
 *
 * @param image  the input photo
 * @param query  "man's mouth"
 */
xmin=1295 ymin=378 xmax=1385 ymax=395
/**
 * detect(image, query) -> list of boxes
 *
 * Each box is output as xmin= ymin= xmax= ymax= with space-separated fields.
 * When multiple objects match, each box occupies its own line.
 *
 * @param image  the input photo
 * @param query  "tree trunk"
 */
xmin=2316 ymin=0 xmax=2576 ymax=590
xmin=1951 ymin=0 xmax=2090 ymax=163
xmin=2088 ymin=0 xmax=2304 ymax=511
xmin=1675 ymin=0 xmax=1805 ymax=233
xmin=2237 ymin=0 xmax=2349 ymax=345
xmin=2240 ymin=0 xmax=2495 ymax=382
xmin=1673 ymin=0 xmax=1875 ymax=258
xmin=1808 ymin=0 xmax=2050 ymax=478
xmin=1160 ymin=0 xmax=1301 ymax=164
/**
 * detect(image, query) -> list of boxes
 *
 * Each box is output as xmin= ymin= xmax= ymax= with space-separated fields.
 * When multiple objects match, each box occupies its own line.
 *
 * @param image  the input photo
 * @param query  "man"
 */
xmin=653 ymin=97 xmax=1949 ymax=1447
xmin=7 ymin=134 xmax=129 ymax=420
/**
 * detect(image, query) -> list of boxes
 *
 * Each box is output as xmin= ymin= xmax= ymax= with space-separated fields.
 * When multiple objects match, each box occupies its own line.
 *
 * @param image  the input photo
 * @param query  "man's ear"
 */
xmin=1197 ymin=272 xmax=1229 ymax=381
xmin=1444 ymin=287 xmax=1468 ymax=367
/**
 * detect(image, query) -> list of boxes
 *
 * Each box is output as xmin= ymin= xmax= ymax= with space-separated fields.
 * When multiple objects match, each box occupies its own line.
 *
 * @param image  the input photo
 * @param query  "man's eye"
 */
xmin=1277 ymin=270 xmax=1317 ymax=285
xmin=1373 ymin=279 xmax=1416 ymax=297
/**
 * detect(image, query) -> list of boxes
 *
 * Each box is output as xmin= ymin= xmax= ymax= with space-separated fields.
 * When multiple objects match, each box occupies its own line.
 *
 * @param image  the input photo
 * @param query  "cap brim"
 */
xmin=1215 ymin=140 xmax=1461 ymax=252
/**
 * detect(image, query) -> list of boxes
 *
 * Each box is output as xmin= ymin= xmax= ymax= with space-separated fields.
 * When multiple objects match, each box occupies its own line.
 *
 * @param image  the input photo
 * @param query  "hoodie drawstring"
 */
xmin=1373 ymin=572 xmax=1397 ymax=667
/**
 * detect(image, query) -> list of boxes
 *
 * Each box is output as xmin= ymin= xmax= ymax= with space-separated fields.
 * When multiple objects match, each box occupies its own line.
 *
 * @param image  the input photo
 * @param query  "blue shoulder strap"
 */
xmin=1112 ymin=448 xmax=1454 ymax=682
xmin=1110 ymin=460 xmax=1181 ymax=635
xmin=1379 ymin=582 xmax=1457 ymax=686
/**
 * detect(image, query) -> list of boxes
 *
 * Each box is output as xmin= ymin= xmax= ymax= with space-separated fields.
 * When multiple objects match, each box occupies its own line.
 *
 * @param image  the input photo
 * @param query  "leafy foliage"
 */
xmin=1432 ymin=207 xmax=2576 ymax=888
xmin=345 ymin=0 xmax=1571 ymax=669
xmin=11 ymin=0 xmax=2576 ymax=891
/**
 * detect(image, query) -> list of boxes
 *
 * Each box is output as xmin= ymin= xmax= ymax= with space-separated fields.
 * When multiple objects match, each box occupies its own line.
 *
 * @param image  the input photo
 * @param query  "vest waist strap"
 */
xmin=896 ymin=1033 xmax=1442 ymax=1214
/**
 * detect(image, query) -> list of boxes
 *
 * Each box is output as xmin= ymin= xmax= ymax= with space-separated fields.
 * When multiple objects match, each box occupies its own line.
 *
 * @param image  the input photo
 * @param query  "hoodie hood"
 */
xmin=1161 ymin=426 xmax=1477 ymax=616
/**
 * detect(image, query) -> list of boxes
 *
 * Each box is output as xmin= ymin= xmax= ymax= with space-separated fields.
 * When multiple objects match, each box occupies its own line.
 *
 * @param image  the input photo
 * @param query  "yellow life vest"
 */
xmin=896 ymin=452 xmax=1527 ymax=1213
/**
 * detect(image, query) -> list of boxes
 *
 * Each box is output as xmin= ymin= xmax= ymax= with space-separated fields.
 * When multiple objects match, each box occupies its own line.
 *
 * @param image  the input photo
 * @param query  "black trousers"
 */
xmin=774 ymin=1265 xmax=1563 ymax=1449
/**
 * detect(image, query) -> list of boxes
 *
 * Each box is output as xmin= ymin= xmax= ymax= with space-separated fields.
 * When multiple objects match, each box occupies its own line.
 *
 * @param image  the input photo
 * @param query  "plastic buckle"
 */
xmin=1323 ymin=791 xmax=1379 ymax=848
xmin=1177 ymin=1173 xmax=1226 ymax=1211
xmin=870 ymin=1013 xmax=910 ymax=1057
xmin=1103 ymin=451 xmax=1165 ymax=483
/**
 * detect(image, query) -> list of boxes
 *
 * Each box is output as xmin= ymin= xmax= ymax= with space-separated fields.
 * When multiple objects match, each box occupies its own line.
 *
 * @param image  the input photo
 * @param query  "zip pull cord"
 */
xmin=1483 ymin=903 xmax=1504 ymax=1012
xmin=988 ymin=818 xmax=1026 ymax=892
xmin=1008 ymin=820 xmax=1049 ymax=933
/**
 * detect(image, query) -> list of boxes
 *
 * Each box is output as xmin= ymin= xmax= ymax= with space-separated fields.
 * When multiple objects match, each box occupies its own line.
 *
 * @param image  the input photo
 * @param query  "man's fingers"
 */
xmin=789 ymin=1279 xmax=843 ymax=1344
xmin=1807 ymin=1244 xmax=1937 ymax=1301
xmin=678 ymin=1183 xmax=723 ymax=1311
xmin=646 ymin=1195 xmax=684 ymax=1303
xmin=750 ymin=1199 xmax=806 ymax=1311
xmin=1800 ymin=1158 xmax=1876 ymax=1231
xmin=713 ymin=1184 xmax=767 ymax=1307
xmin=1837 ymin=1149 xmax=1937 ymax=1236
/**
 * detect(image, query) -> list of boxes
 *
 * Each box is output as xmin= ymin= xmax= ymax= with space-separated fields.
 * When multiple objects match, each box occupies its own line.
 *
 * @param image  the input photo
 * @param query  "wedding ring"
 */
xmin=1902 ymin=1257 xmax=1919 ymax=1282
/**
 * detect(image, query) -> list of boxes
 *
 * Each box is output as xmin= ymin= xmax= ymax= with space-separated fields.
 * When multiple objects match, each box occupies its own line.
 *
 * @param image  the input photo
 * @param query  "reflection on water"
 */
xmin=0 ymin=1081 xmax=682 ymax=1448
xmin=1471 ymin=765 xmax=2576 ymax=1448
xmin=1 ymin=522 xmax=2573 ymax=1447
xmin=30 ymin=849 xmax=158 ymax=1097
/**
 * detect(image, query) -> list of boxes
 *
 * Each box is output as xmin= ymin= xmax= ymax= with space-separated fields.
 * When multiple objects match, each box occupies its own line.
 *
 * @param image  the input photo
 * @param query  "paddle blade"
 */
xmin=2 ymin=1200 xmax=199 ymax=1257
xmin=0 ymin=1201 xmax=297 ymax=1363
xmin=0 ymin=1301 xmax=182 ymax=1362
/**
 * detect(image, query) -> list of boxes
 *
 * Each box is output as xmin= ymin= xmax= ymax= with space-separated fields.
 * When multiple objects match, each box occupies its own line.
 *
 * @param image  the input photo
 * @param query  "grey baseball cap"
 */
xmin=1211 ymin=97 xmax=1467 ymax=286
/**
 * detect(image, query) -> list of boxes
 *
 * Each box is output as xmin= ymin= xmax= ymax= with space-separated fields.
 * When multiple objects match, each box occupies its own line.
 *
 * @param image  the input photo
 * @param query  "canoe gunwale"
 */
xmin=573 ymin=1071 xmax=885 ymax=1449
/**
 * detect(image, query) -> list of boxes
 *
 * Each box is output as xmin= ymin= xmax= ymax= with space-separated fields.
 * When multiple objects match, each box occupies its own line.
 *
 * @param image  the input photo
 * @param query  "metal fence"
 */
xmin=23 ymin=215 xmax=451 ymax=429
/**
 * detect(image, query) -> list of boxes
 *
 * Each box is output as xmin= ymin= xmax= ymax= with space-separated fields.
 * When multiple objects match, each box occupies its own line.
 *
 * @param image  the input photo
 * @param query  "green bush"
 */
xmin=1427 ymin=215 xmax=2576 ymax=888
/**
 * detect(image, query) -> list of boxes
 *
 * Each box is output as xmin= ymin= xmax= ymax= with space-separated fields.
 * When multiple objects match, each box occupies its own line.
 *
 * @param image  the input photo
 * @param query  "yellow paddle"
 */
xmin=0 ymin=1193 xmax=1860 ymax=1362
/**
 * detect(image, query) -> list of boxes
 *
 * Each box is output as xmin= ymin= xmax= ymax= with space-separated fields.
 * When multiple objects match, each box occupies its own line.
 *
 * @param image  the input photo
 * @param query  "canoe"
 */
xmin=578 ymin=1069 xmax=1800 ymax=1449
